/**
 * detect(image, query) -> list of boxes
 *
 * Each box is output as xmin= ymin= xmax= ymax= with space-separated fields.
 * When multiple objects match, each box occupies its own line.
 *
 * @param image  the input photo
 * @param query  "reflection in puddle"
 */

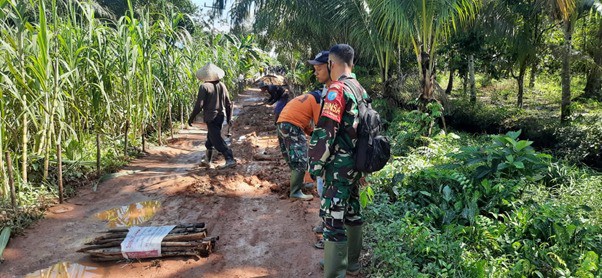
xmin=26 ymin=262 xmax=101 ymax=278
xmin=95 ymin=201 xmax=161 ymax=228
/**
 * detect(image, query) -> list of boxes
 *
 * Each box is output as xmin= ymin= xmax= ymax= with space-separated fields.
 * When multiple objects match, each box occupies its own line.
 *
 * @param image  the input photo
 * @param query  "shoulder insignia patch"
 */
xmin=321 ymin=86 xmax=345 ymax=123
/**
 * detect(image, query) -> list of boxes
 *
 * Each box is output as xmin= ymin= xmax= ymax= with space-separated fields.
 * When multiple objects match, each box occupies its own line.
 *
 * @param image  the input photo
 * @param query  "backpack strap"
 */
xmin=342 ymin=78 xmax=369 ymax=110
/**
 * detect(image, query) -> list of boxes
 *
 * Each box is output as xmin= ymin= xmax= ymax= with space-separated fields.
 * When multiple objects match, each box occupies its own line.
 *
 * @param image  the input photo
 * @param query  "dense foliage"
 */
xmin=364 ymin=109 xmax=602 ymax=277
xmin=0 ymin=0 xmax=265 ymax=230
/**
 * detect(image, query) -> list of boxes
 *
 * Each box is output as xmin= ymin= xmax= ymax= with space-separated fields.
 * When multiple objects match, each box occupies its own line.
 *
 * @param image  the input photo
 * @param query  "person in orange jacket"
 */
xmin=276 ymin=90 xmax=323 ymax=200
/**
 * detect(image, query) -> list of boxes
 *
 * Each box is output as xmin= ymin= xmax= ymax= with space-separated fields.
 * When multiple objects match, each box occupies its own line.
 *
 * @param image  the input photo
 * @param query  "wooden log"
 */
xmin=88 ymin=232 xmax=209 ymax=246
xmin=89 ymin=251 xmax=202 ymax=261
xmin=78 ymin=240 xmax=213 ymax=252
xmin=104 ymin=223 xmax=205 ymax=233
xmin=90 ymin=228 xmax=207 ymax=243
xmin=84 ymin=245 xmax=211 ymax=256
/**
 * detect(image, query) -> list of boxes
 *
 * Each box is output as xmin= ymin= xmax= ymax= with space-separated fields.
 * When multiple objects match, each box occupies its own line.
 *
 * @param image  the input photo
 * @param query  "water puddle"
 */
xmin=95 ymin=201 xmax=161 ymax=228
xmin=245 ymin=97 xmax=264 ymax=103
xmin=25 ymin=262 xmax=103 ymax=278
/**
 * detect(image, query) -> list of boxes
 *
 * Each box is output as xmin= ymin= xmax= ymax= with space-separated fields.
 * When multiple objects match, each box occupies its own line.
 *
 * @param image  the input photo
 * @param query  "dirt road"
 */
xmin=1 ymin=89 xmax=324 ymax=277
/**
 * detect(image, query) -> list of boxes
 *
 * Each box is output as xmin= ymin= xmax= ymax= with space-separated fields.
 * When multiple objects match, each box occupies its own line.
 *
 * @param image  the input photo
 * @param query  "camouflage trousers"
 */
xmin=320 ymin=155 xmax=363 ymax=242
xmin=277 ymin=122 xmax=308 ymax=172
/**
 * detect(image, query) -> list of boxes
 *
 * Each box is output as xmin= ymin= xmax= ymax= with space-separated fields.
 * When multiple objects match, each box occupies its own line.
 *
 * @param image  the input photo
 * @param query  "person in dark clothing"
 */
xmin=188 ymin=63 xmax=236 ymax=169
xmin=260 ymin=83 xmax=290 ymax=123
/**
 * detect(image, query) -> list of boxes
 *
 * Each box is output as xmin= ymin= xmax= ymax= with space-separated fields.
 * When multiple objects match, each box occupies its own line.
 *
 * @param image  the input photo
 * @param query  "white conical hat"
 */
xmin=196 ymin=63 xmax=225 ymax=81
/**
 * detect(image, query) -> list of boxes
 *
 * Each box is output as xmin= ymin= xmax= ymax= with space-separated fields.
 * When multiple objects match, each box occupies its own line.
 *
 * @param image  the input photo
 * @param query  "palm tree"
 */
xmin=548 ymin=0 xmax=601 ymax=122
xmin=369 ymin=0 xmax=481 ymax=103
xmin=582 ymin=12 xmax=602 ymax=100
xmin=482 ymin=0 xmax=552 ymax=108
xmin=228 ymin=0 xmax=396 ymax=89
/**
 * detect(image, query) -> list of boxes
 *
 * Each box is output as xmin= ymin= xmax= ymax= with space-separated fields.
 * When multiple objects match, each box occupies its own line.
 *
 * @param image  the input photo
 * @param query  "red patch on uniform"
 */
xmin=321 ymin=84 xmax=345 ymax=123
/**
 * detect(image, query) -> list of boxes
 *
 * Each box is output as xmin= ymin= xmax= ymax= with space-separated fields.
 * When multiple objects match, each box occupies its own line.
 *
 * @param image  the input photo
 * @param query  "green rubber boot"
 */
xmin=346 ymin=225 xmax=362 ymax=275
xmin=290 ymin=170 xmax=313 ymax=200
xmin=323 ymin=241 xmax=348 ymax=278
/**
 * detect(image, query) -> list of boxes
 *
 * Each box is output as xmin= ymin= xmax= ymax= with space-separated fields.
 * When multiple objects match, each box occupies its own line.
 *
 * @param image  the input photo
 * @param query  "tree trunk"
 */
xmin=583 ymin=67 xmax=601 ymax=99
xmin=469 ymin=54 xmax=476 ymax=104
xmin=463 ymin=72 xmax=468 ymax=96
xmin=517 ymin=61 xmax=528 ymax=108
xmin=419 ymin=51 xmax=435 ymax=101
xmin=583 ymin=22 xmax=602 ymax=100
xmin=529 ymin=59 xmax=538 ymax=89
xmin=445 ymin=67 xmax=455 ymax=95
xmin=561 ymin=21 xmax=573 ymax=123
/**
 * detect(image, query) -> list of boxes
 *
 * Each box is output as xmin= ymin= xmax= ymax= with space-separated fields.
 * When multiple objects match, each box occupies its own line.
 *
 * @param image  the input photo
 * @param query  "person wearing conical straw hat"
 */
xmin=188 ymin=63 xmax=236 ymax=169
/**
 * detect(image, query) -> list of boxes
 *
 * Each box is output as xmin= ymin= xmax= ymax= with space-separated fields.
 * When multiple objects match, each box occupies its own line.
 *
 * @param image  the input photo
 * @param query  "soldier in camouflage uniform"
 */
xmin=308 ymin=50 xmax=332 ymax=249
xmin=309 ymin=44 xmax=364 ymax=277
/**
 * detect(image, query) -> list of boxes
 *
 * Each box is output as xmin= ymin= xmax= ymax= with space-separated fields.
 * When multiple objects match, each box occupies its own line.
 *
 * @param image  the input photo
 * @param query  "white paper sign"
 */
xmin=120 ymin=225 xmax=176 ymax=259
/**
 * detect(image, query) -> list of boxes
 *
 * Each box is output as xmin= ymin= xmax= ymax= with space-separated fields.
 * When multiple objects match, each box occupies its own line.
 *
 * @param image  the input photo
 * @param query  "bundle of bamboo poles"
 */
xmin=78 ymin=223 xmax=218 ymax=261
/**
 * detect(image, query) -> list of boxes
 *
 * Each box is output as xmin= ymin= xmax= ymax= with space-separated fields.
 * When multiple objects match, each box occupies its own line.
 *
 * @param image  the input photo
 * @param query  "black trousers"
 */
xmin=205 ymin=114 xmax=233 ymax=159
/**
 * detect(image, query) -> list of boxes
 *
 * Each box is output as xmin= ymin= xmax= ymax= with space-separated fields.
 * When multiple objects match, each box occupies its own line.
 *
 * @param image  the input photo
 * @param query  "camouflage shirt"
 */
xmin=308 ymin=76 xmax=362 ymax=178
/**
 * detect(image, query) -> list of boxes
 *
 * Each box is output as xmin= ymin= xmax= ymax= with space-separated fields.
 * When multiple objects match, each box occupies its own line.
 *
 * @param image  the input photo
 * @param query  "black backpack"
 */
xmin=342 ymin=78 xmax=391 ymax=173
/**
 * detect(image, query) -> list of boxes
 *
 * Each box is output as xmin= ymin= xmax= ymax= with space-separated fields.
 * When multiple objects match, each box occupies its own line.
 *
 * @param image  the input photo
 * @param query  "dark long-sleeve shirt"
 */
xmin=265 ymin=85 xmax=287 ymax=105
xmin=189 ymin=81 xmax=232 ymax=124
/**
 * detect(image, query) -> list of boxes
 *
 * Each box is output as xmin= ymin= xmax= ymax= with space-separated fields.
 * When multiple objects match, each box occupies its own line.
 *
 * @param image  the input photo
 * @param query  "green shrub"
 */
xmin=447 ymin=100 xmax=602 ymax=170
xmin=554 ymin=116 xmax=602 ymax=168
xmin=363 ymin=113 xmax=602 ymax=277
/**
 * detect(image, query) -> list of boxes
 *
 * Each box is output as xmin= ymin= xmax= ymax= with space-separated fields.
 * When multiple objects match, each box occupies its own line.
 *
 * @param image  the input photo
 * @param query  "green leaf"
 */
xmin=513 ymin=161 xmax=525 ymax=169
xmin=474 ymin=166 xmax=491 ymax=180
xmin=512 ymin=242 xmax=521 ymax=250
xmin=443 ymin=186 xmax=453 ymax=202
xmin=360 ymin=192 xmax=368 ymax=208
xmin=420 ymin=191 xmax=432 ymax=197
xmin=497 ymin=162 xmax=509 ymax=171
xmin=0 ymin=227 xmax=11 ymax=260
xmin=448 ymin=133 xmax=460 ymax=139
xmin=506 ymin=130 xmax=522 ymax=140
xmin=454 ymin=201 xmax=464 ymax=211
xmin=514 ymin=140 xmax=533 ymax=151
xmin=359 ymin=186 xmax=375 ymax=208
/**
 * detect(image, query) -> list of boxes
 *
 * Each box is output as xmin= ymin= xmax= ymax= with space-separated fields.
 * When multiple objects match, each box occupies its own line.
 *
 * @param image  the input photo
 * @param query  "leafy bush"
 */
xmin=447 ymin=100 xmax=602 ymax=170
xmin=449 ymin=130 xmax=551 ymax=182
xmin=554 ymin=116 xmax=602 ymax=168
xmin=363 ymin=115 xmax=602 ymax=277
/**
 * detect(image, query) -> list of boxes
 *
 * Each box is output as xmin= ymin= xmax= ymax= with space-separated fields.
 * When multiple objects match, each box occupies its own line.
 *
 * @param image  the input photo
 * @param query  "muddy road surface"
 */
xmin=1 ymin=89 xmax=325 ymax=278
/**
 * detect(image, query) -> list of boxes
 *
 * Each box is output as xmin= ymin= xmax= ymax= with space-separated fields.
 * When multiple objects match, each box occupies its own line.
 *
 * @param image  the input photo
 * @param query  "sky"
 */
xmin=191 ymin=0 xmax=233 ymax=31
